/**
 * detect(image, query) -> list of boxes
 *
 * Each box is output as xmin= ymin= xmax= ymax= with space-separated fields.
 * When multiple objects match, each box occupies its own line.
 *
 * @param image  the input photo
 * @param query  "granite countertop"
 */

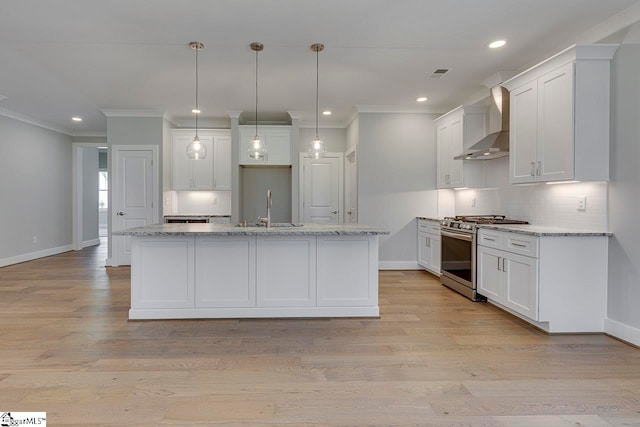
xmin=163 ymin=214 xmax=231 ymax=217
xmin=113 ymin=223 xmax=390 ymax=237
xmin=417 ymin=216 xmax=443 ymax=222
xmin=477 ymin=224 xmax=612 ymax=237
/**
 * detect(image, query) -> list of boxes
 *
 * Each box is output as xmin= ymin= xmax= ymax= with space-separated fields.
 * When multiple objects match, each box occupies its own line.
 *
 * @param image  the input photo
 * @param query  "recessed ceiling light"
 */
xmin=416 ymin=97 xmax=428 ymax=103
xmin=489 ymin=40 xmax=506 ymax=49
xmin=192 ymin=109 xmax=201 ymax=114
xmin=72 ymin=117 xmax=82 ymax=122
xmin=323 ymin=110 xmax=331 ymax=116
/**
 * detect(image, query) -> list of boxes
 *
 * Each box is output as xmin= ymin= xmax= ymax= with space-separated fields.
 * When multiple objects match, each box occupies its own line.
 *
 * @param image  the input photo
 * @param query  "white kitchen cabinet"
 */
xmin=131 ymin=236 xmax=195 ymax=309
xmin=317 ymin=235 xmax=378 ymax=307
xmin=170 ymin=129 xmax=232 ymax=190
xmin=195 ymin=236 xmax=256 ymax=308
xmin=503 ymin=44 xmax=619 ymax=184
xmin=435 ymin=106 xmax=487 ymax=189
xmin=417 ymin=219 xmax=441 ymax=275
xmin=256 ymin=235 xmax=316 ymax=307
xmin=477 ymin=228 xmax=608 ymax=333
xmin=171 ymin=133 xmax=214 ymax=190
xmin=477 ymin=245 xmax=538 ymax=320
xmin=239 ymin=125 xmax=291 ymax=166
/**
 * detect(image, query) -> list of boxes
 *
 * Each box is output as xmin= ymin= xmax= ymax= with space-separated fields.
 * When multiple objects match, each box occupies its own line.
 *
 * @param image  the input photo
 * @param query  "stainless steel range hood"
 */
xmin=454 ymin=86 xmax=509 ymax=160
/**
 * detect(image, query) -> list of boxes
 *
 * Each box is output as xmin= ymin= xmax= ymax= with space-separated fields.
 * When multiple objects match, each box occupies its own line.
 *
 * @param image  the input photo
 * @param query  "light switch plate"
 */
xmin=577 ymin=196 xmax=586 ymax=211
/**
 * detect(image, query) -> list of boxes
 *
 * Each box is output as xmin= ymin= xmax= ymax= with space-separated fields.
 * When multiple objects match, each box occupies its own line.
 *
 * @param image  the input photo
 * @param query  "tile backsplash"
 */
xmin=163 ymin=191 xmax=231 ymax=216
xmin=454 ymin=159 xmax=608 ymax=230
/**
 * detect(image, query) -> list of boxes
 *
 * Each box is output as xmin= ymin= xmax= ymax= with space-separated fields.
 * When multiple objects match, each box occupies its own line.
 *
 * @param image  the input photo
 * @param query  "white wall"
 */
xmin=106 ymin=116 xmax=164 ymax=261
xmin=81 ymin=147 xmax=99 ymax=245
xmin=356 ymin=112 xmax=440 ymax=268
xmin=607 ymin=40 xmax=640 ymax=344
xmin=299 ymin=127 xmax=346 ymax=153
xmin=164 ymin=190 xmax=232 ymax=216
xmin=0 ymin=115 xmax=73 ymax=265
xmin=455 ymin=157 xmax=608 ymax=230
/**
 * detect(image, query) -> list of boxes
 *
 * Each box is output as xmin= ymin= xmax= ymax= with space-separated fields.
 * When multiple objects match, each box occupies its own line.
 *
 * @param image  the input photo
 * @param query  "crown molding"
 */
xmin=226 ymin=110 xmax=243 ymax=119
xmin=354 ymin=104 xmax=445 ymax=114
xmin=0 ymin=107 xmax=72 ymax=135
xmin=171 ymin=117 xmax=231 ymax=129
xmin=100 ymin=109 xmax=165 ymax=118
xmin=287 ymin=111 xmax=303 ymax=120
xmin=70 ymin=131 xmax=107 ymax=138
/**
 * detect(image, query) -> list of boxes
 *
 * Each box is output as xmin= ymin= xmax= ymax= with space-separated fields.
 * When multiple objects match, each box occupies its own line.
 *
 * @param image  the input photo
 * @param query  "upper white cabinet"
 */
xmin=434 ymin=106 xmax=488 ymax=189
xmin=503 ymin=44 xmax=619 ymax=184
xmin=239 ymin=125 xmax=291 ymax=166
xmin=170 ymin=129 xmax=232 ymax=191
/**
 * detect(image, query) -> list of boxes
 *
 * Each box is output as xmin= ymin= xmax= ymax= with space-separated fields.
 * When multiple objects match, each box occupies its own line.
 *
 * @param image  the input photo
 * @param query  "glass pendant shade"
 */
xmin=248 ymin=135 xmax=266 ymax=160
xmin=307 ymin=136 xmax=326 ymax=159
xmin=187 ymin=135 xmax=207 ymax=160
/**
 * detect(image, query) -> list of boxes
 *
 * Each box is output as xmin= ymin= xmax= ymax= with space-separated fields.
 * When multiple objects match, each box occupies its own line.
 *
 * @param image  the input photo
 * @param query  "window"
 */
xmin=99 ymin=171 xmax=108 ymax=208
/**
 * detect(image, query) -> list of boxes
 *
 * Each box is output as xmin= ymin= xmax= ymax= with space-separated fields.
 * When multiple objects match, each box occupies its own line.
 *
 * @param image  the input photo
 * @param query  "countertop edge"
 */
xmin=477 ymin=224 xmax=612 ymax=237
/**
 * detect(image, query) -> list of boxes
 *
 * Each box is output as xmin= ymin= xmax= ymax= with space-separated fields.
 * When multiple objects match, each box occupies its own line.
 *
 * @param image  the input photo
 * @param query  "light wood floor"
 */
xmin=1 ymin=242 xmax=640 ymax=426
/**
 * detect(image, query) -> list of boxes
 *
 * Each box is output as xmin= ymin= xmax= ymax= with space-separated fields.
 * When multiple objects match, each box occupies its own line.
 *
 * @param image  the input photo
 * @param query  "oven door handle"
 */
xmin=441 ymin=230 xmax=473 ymax=242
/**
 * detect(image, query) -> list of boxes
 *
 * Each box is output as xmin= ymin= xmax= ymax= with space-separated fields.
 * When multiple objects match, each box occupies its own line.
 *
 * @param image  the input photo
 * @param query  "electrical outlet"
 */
xmin=577 ymin=196 xmax=586 ymax=211
xmin=32 ymin=236 xmax=37 ymax=244
xmin=471 ymin=197 xmax=476 ymax=208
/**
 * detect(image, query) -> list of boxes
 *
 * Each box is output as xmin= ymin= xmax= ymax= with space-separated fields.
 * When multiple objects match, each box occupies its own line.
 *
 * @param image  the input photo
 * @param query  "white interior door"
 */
xmin=345 ymin=148 xmax=357 ymax=223
xmin=302 ymin=155 xmax=343 ymax=224
xmin=112 ymin=146 xmax=157 ymax=266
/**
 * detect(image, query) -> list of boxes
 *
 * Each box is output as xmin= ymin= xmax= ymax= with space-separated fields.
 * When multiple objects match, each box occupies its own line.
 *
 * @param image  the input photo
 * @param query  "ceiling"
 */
xmin=1 ymin=0 xmax=639 ymax=135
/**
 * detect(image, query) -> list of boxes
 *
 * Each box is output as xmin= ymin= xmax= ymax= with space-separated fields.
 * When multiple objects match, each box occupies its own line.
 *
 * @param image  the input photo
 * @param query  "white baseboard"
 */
xmin=605 ymin=317 xmax=640 ymax=347
xmin=0 ymin=244 xmax=74 ymax=268
xmin=80 ymin=238 xmax=100 ymax=249
xmin=379 ymin=261 xmax=421 ymax=270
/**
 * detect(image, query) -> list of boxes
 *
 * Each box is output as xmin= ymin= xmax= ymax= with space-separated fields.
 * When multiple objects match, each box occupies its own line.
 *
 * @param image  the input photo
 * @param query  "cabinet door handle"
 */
xmin=426 ymin=237 xmax=430 ymax=248
xmin=530 ymin=162 xmax=536 ymax=177
xmin=537 ymin=161 xmax=541 ymax=176
xmin=503 ymin=257 xmax=507 ymax=272
xmin=497 ymin=256 xmax=501 ymax=271
xmin=484 ymin=237 xmax=496 ymax=242
xmin=511 ymin=243 xmax=527 ymax=248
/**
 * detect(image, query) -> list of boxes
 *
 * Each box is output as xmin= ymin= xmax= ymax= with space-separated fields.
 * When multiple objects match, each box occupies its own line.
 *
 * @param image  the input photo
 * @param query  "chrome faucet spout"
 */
xmin=258 ymin=189 xmax=272 ymax=228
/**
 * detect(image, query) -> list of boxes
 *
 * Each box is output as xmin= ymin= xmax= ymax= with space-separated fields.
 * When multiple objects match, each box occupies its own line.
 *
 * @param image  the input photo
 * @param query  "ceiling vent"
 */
xmin=430 ymin=68 xmax=450 ymax=78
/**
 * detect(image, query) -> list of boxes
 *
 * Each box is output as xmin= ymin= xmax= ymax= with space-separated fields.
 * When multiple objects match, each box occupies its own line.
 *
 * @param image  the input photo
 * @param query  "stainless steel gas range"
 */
xmin=440 ymin=215 xmax=528 ymax=301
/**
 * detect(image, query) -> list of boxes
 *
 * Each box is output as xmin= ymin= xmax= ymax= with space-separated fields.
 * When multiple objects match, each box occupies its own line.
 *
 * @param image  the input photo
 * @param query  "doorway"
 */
xmin=299 ymin=153 xmax=343 ymax=224
xmin=110 ymin=145 xmax=159 ymax=266
xmin=73 ymin=143 xmax=105 ymax=252
xmin=345 ymin=146 xmax=358 ymax=223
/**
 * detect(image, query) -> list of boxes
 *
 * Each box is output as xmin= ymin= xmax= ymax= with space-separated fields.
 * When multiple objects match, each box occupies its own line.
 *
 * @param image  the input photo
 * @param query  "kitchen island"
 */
xmin=114 ymin=223 xmax=389 ymax=320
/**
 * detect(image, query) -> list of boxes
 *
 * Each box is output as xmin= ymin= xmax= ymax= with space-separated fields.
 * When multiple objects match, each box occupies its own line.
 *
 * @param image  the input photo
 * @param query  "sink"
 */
xmin=235 ymin=223 xmax=303 ymax=228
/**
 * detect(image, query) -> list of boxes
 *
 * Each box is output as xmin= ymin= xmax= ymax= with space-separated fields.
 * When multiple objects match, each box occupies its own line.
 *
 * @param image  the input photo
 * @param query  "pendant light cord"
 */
xmin=194 ymin=44 xmax=199 ymax=138
xmin=255 ymin=48 xmax=259 ymax=138
xmin=315 ymin=48 xmax=319 ymax=139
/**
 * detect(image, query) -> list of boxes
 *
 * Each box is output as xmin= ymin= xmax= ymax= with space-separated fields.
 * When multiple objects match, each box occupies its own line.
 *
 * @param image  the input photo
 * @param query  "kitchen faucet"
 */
xmin=258 ymin=189 xmax=272 ymax=228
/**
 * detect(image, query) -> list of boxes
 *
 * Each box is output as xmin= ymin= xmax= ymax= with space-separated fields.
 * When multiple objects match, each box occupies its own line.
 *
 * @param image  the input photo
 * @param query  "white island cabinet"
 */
xmin=114 ymin=223 xmax=388 ymax=319
xmin=477 ymin=226 xmax=610 ymax=333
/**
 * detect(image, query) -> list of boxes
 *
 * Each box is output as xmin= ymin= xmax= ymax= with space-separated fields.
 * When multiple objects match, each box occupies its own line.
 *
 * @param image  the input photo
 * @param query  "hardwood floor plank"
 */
xmin=1 ymin=246 xmax=639 ymax=425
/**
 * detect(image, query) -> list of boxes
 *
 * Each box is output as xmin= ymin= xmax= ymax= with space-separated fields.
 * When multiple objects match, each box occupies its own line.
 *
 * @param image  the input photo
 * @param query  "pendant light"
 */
xmin=248 ymin=42 xmax=266 ymax=160
xmin=187 ymin=41 xmax=207 ymax=160
xmin=308 ymin=43 xmax=327 ymax=159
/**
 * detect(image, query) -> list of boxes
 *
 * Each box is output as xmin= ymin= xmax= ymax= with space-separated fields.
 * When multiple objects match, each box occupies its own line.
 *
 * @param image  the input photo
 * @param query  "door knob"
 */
xmin=347 ymin=211 xmax=352 ymax=215
xmin=331 ymin=210 xmax=338 ymax=214
xmin=117 ymin=211 xmax=126 ymax=216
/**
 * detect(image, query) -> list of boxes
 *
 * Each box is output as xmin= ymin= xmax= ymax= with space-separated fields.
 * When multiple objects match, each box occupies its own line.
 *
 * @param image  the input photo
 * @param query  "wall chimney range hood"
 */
xmin=454 ymin=86 xmax=510 ymax=160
